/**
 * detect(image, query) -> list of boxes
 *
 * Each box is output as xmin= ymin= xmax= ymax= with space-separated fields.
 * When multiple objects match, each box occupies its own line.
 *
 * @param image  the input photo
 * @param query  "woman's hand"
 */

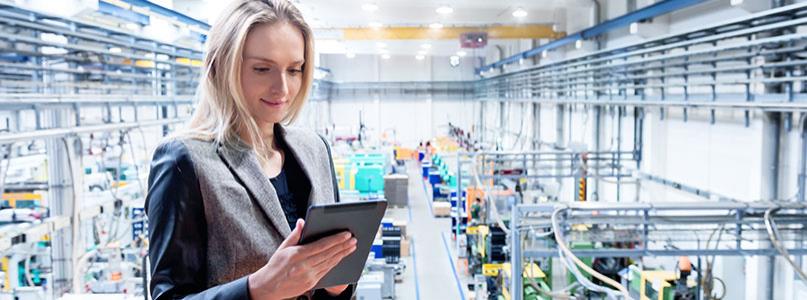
xmin=248 ymin=219 xmax=357 ymax=300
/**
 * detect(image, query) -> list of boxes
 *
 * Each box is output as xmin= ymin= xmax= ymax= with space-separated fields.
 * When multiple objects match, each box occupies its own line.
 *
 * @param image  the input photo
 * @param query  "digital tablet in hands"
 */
xmin=299 ymin=200 xmax=388 ymax=289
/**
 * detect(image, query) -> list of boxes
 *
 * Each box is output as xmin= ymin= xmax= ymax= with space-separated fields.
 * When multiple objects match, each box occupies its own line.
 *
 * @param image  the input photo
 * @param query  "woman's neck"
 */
xmin=259 ymin=122 xmax=275 ymax=148
xmin=238 ymin=122 xmax=278 ymax=153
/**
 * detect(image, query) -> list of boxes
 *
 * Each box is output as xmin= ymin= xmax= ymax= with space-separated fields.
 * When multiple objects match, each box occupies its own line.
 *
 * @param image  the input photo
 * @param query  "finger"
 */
xmin=313 ymin=246 xmax=354 ymax=280
xmin=308 ymin=237 xmax=356 ymax=267
xmin=313 ymin=241 xmax=356 ymax=271
xmin=278 ymin=219 xmax=304 ymax=249
xmin=299 ymin=231 xmax=352 ymax=257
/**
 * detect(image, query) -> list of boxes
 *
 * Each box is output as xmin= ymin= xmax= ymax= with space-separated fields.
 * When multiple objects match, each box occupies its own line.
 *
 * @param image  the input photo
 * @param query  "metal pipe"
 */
xmin=0 ymin=118 xmax=184 ymax=144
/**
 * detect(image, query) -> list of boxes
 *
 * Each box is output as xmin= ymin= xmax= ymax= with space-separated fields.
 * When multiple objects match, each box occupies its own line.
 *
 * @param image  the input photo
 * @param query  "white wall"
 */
xmin=320 ymin=53 xmax=476 ymax=83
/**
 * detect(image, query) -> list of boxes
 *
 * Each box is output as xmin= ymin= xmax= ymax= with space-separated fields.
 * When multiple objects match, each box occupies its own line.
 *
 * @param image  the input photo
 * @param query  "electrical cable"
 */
xmin=558 ymin=247 xmax=621 ymax=300
xmin=124 ymin=130 xmax=146 ymax=197
xmin=61 ymin=137 xmax=82 ymax=293
xmin=526 ymin=257 xmax=576 ymax=300
xmin=552 ymin=207 xmax=634 ymax=299
xmin=0 ymin=143 xmax=15 ymax=198
xmin=764 ymin=207 xmax=807 ymax=283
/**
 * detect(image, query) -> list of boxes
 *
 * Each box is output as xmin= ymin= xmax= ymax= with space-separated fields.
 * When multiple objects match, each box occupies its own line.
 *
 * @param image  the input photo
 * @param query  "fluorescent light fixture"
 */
xmin=436 ymin=5 xmax=453 ymax=15
xmin=376 ymin=42 xmax=387 ymax=48
xmin=125 ymin=23 xmax=139 ymax=30
xmin=629 ymin=22 xmax=639 ymax=34
xmin=575 ymin=40 xmax=583 ymax=49
xmin=541 ymin=50 xmax=548 ymax=58
xmin=369 ymin=22 xmax=383 ymax=29
xmin=552 ymin=24 xmax=558 ymax=32
xmin=109 ymin=47 xmax=122 ymax=53
xmin=416 ymin=54 xmax=426 ymax=60
xmin=456 ymin=50 xmax=467 ymax=57
xmin=512 ymin=8 xmax=527 ymax=18
xmin=381 ymin=53 xmax=391 ymax=59
xmin=421 ymin=43 xmax=432 ymax=49
xmin=730 ymin=0 xmax=743 ymax=6
xmin=362 ymin=3 xmax=378 ymax=12
xmin=429 ymin=23 xmax=444 ymax=29
xmin=346 ymin=52 xmax=356 ymax=58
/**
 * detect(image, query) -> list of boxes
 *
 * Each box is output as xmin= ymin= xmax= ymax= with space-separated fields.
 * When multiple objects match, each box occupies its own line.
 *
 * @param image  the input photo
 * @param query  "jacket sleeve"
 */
xmin=146 ymin=140 xmax=251 ymax=300
xmin=313 ymin=135 xmax=356 ymax=300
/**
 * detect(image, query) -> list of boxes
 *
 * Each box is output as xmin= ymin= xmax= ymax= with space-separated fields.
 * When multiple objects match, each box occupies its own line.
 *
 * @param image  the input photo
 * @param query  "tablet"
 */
xmin=299 ymin=200 xmax=388 ymax=289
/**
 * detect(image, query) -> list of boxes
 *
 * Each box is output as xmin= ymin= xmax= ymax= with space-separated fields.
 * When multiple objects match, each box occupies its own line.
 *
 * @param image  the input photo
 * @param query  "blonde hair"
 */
xmin=180 ymin=0 xmax=314 ymax=154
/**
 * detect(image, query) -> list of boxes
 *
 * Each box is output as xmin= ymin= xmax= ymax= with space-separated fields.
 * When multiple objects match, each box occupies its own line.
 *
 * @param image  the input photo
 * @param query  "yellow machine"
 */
xmin=1 ymin=193 xmax=42 ymax=208
xmin=501 ymin=262 xmax=548 ymax=300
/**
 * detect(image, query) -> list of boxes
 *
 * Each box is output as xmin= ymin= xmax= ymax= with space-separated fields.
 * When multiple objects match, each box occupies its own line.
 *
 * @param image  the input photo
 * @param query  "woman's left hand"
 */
xmin=324 ymin=284 xmax=349 ymax=296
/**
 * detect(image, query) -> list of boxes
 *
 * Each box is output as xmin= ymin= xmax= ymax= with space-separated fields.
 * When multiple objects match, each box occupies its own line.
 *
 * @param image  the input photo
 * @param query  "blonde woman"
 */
xmin=145 ymin=0 xmax=355 ymax=299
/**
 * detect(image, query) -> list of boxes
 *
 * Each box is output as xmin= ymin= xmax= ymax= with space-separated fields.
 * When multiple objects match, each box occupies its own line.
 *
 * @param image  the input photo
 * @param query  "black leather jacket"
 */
xmin=145 ymin=140 xmax=353 ymax=300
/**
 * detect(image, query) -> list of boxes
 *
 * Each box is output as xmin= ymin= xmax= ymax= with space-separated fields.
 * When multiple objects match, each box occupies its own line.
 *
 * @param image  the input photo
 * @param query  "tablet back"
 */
xmin=299 ymin=200 xmax=388 ymax=289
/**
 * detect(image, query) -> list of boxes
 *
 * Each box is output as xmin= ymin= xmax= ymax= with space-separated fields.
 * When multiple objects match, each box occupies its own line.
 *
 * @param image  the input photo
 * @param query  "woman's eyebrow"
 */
xmin=245 ymin=55 xmax=304 ymax=65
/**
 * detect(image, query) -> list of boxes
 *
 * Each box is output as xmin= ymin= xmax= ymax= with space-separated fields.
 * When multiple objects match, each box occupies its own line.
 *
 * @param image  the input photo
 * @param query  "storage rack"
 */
xmin=0 ymin=3 xmax=201 ymax=297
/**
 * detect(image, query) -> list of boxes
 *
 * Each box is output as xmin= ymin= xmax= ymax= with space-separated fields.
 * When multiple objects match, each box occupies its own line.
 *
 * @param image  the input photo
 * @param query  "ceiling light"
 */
xmin=436 ymin=5 xmax=453 ymax=15
xmin=125 ymin=23 xmax=139 ymax=30
xmin=362 ymin=3 xmax=378 ymax=12
xmin=376 ymin=42 xmax=387 ymax=48
xmin=415 ymin=54 xmax=425 ymax=60
xmin=730 ymin=0 xmax=743 ymax=5
xmin=541 ymin=50 xmax=548 ymax=58
xmin=417 ymin=50 xmax=427 ymax=55
xmin=109 ymin=47 xmax=122 ymax=53
xmin=381 ymin=53 xmax=391 ymax=59
xmin=429 ymin=23 xmax=444 ymax=29
xmin=512 ymin=8 xmax=528 ymax=18
xmin=575 ymin=40 xmax=583 ymax=49
xmin=346 ymin=52 xmax=356 ymax=58
xmin=421 ymin=43 xmax=432 ymax=49
xmin=369 ymin=22 xmax=383 ymax=29
xmin=629 ymin=22 xmax=639 ymax=34
xmin=456 ymin=50 xmax=467 ymax=57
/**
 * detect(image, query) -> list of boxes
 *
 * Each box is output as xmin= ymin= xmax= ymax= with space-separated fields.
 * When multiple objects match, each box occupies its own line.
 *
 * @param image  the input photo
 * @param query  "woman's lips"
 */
xmin=260 ymin=98 xmax=285 ymax=107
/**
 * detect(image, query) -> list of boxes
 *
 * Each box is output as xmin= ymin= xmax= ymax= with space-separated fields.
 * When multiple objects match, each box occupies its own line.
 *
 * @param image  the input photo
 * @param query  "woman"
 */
xmin=145 ymin=1 xmax=355 ymax=299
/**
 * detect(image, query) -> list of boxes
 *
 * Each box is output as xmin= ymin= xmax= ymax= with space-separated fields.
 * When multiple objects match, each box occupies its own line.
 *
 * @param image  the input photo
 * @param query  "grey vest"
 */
xmin=179 ymin=125 xmax=337 ymax=288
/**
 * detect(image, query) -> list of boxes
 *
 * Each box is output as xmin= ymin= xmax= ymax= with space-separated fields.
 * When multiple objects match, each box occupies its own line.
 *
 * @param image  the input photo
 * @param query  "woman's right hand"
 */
xmin=247 ymin=219 xmax=357 ymax=300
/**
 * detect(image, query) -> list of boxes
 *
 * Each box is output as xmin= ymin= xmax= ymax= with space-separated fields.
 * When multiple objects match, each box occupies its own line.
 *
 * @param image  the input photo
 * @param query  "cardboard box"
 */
xmin=393 ymin=220 xmax=407 ymax=237
xmin=400 ymin=237 xmax=410 ymax=257
xmin=433 ymin=201 xmax=451 ymax=217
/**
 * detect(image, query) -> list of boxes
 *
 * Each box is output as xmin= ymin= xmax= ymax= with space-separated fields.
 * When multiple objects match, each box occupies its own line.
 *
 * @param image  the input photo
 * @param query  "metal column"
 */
xmin=510 ymin=205 xmax=523 ymax=300
xmin=44 ymin=108 xmax=80 ymax=295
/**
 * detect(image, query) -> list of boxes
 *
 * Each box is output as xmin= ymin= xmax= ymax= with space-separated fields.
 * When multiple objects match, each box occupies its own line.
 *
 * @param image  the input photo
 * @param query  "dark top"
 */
xmin=270 ymin=139 xmax=312 ymax=231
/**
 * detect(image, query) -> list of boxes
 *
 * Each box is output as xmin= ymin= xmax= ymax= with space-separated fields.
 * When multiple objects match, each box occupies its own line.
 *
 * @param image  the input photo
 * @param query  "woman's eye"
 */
xmin=288 ymin=69 xmax=303 ymax=75
xmin=253 ymin=67 xmax=271 ymax=73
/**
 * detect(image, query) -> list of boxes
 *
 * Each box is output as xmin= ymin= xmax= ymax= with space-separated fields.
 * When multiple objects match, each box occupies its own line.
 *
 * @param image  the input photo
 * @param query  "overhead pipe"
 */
xmin=477 ymin=0 xmax=708 ymax=74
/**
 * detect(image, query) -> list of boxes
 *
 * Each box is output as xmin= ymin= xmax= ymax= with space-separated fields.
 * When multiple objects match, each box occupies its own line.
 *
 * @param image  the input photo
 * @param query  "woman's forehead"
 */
xmin=243 ymin=22 xmax=305 ymax=64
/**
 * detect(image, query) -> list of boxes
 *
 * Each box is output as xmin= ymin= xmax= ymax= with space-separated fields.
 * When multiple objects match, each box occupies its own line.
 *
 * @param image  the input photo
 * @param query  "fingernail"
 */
xmin=351 ymin=238 xmax=357 ymax=244
xmin=344 ymin=232 xmax=352 ymax=238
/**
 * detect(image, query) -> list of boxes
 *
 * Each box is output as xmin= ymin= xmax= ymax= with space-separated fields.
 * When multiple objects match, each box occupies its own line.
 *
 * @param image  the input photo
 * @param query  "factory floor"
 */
xmin=383 ymin=161 xmax=472 ymax=300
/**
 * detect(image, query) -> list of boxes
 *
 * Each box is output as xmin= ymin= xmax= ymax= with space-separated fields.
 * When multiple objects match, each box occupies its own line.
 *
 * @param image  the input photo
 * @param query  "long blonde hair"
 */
xmin=180 ymin=0 xmax=314 ymax=154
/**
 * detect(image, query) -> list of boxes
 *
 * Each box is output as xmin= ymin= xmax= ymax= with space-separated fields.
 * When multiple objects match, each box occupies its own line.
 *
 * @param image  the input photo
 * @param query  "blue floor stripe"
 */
xmin=441 ymin=232 xmax=466 ymax=300
xmin=411 ymin=237 xmax=421 ymax=300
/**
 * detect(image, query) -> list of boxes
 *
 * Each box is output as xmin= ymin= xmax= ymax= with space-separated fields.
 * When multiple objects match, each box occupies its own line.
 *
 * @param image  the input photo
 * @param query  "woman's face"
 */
xmin=240 ymin=22 xmax=305 ymax=126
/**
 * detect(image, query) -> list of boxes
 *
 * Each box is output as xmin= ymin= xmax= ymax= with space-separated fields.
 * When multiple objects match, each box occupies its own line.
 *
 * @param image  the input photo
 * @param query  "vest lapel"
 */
xmin=276 ymin=124 xmax=328 ymax=207
xmin=216 ymin=140 xmax=292 ymax=239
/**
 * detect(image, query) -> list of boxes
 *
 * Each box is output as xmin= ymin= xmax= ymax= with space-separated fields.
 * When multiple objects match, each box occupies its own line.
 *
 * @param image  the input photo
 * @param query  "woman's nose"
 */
xmin=269 ymin=72 xmax=289 ymax=98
